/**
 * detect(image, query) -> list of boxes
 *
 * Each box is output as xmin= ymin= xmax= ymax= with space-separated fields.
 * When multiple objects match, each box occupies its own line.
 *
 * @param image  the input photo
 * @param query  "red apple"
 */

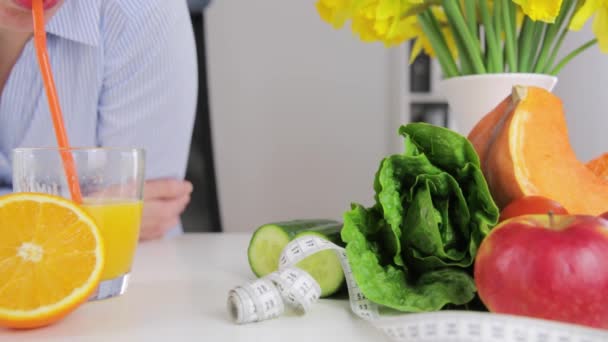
xmin=475 ymin=214 xmax=608 ymax=329
xmin=500 ymin=196 xmax=568 ymax=222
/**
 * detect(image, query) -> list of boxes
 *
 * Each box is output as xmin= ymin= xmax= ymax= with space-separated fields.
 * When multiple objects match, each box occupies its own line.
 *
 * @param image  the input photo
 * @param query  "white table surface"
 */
xmin=1 ymin=233 xmax=386 ymax=342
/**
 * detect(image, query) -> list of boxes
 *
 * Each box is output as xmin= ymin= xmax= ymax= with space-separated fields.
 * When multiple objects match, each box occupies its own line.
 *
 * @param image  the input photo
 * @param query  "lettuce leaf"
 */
xmin=342 ymin=123 xmax=499 ymax=312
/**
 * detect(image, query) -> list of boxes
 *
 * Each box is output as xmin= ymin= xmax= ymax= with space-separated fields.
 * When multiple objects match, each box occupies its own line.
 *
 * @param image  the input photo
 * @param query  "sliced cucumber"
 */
xmin=247 ymin=219 xmax=345 ymax=297
xmin=247 ymin=224 xmax=291 ymax=278
xmin=293 ymin=231 xmax=345 ymax=297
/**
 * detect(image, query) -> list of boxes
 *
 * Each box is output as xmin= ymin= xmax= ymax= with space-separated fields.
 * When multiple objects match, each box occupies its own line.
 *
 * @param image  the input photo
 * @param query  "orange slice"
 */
xmin=0 ymin=193 xmax=104 ymax=329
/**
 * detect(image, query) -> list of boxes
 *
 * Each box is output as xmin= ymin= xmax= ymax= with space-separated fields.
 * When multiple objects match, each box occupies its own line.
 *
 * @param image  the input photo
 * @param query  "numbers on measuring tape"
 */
xmin=424 ymin=323 xmax=437 ymax=337
xmin=373 ymin=313 xmax=608 ymax=342
xmin=468 ymin=323 xmax=481 ymax=337
xmin=229 ymin=266 xmax=321 ymax=324
xmin=491 ymin=325 xmax=505 ymax=339
xmin=409 ymin=325 xmax=420 ymax=338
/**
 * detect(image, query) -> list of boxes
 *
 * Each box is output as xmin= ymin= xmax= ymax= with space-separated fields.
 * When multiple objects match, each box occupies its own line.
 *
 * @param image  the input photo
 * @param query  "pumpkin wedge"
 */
xmin=468 ymin=86 xmax=608 ymax=215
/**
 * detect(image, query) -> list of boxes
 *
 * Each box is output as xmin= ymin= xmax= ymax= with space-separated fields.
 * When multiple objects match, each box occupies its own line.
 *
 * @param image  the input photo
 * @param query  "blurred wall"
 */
xmin=553 ymin=24 xmax=608 ymax=162
xmin=205 ymin=1 xmax=396 ymax=232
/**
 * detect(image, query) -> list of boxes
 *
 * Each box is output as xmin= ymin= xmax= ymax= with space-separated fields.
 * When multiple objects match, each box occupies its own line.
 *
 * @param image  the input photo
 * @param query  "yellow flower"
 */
xmin=351 ymin=0 xmax=425 ymax=46
xmin=511 ymin=0 xmax=564 ymax=23
xmin=569 ymin=0 xmax=608 ymax=53
xmin=316 ymin=0 xmax=429 ymax=46
xmin=316 ymin=0 xmax=355 ymax=28
xmin=315 ymin=0 xmax=456 ymax=59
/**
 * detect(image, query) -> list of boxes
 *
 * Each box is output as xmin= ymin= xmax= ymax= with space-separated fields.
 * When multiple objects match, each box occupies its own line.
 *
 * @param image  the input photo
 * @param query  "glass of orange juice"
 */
xmin=12 ymin=147 xmax=145 ymax=301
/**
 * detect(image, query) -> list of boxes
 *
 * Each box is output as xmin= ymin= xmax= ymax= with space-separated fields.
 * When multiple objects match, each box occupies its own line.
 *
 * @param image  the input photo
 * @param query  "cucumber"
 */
xmin=247 ymin=219 xmax=345 ymax=297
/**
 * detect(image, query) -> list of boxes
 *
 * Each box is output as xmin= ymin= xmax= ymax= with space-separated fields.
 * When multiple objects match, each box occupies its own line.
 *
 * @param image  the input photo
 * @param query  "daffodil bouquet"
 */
xmin=316 ymin=0 xmax=607 ymax=78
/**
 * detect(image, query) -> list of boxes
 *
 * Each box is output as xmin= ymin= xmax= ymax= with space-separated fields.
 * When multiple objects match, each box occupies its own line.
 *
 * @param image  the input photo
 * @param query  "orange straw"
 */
xmin=32 ymin=0 xmax=82 ymax=203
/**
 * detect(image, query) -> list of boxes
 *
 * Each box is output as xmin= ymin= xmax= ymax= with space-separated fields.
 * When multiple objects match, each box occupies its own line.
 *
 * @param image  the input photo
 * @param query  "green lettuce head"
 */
xmin=342 ymin=123 xmax=499 ymax=312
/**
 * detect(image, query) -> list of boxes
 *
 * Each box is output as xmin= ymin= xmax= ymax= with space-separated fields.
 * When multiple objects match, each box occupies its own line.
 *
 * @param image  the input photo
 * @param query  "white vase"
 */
xmin=439 ymin=73 xmax=558 ymax=135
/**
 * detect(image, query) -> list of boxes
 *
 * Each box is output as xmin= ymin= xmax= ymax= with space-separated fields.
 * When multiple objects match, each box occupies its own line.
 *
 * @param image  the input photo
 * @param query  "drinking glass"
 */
xmin=12 ymin=147 xmax=145 ymax=301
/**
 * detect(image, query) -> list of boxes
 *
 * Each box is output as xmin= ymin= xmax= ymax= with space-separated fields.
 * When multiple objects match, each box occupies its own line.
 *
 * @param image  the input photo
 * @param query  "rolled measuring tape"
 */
xmin=227 ymin=235 xmax=608 ymax=342
xmin=227 ymin=235 xmax=378 ymax=324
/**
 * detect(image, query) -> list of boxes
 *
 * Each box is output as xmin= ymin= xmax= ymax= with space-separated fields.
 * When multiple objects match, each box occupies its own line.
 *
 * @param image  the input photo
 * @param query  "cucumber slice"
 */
xmin=247 ymin=224 xmax=291 ymax=278
xmin=293 ymin=231 xmax=345 ymax=297
xmin=247 ymin=219 xmax=345 ymax=297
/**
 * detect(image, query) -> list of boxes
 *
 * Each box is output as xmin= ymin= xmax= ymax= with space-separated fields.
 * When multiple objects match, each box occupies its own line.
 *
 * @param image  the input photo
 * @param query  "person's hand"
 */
xmin=140 ymin=179 xmax=193 ymax=241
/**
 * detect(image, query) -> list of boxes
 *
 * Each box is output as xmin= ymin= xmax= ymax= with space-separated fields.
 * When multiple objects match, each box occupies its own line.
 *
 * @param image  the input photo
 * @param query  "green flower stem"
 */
xmin=532 ymin=0 xmax=574 ymax=73
xmin=517 ymin=17 xmax=530 ymax=70
xmin=528 ymin=22 xmax=547 ymax=61
xmin=550 ymin=39 xmax=598 ymax=75
xmin=501 ymin=0 xmax=517 ymax=72
xmin=544 ymin=28 xmax=570 ymax=74
xmin=427 ymin=9 xmax=468 ymax=75
xmin=532 ymin=27 xmax=557 ymax=73
xmin=509 ymin=0 xmax=518 ymax=70
xmin=464 ymin=0 xmax=478 ymax=43
xmin=493 ymin=0 xmax=504 ymax=71
xmin=509 ymin=1 xmax=517 ymax=40
xmin=451 ymin=29 xmax=475 ymax=74
xmin=518 ymin=17 xmax=538 ymax=72
xmin=529 ymin=22 xmax=545 ymax=70
xmin=443 ymin=4 xmax=474 ymax=74
xmin=544 ymin=2 xmax=578 ymax=74
xmin=518 ymin=16 xmax=529 ymax=49
xmin=442 ymin=0 xmax=486 ymax=74
xmin=417 ymin=11 xmax=460 ymax=78
xmin=479 ymin=0 xmax=500 ymax=72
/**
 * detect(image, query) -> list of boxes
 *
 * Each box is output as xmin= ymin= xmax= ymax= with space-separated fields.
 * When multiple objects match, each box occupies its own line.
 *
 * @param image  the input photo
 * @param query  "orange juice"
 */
xmin=81 ymin=200 xmax=143 ymax=280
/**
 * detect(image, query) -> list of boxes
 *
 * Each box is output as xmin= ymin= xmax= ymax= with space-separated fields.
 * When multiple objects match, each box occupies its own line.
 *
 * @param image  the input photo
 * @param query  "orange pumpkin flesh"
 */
xmin=468 ymin=86 xmax=608 ymax=215
xmin=587 ymin=152 xmax=608 ymax=182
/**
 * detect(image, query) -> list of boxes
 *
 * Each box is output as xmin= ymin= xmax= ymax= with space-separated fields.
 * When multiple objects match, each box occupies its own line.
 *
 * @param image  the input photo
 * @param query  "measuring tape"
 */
xmin=227 ymin=235 xmax=608 ymax=341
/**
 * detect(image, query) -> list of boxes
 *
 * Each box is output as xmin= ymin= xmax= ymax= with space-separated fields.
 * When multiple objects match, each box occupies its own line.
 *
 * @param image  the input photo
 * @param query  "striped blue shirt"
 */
xmin=0 ymin=0 xmax=197 ymax=197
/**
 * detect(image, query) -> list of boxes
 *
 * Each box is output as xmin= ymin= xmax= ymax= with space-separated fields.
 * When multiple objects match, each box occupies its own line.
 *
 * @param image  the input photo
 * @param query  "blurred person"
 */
xmin=0 ymin=0 xmax=198 ymax=240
